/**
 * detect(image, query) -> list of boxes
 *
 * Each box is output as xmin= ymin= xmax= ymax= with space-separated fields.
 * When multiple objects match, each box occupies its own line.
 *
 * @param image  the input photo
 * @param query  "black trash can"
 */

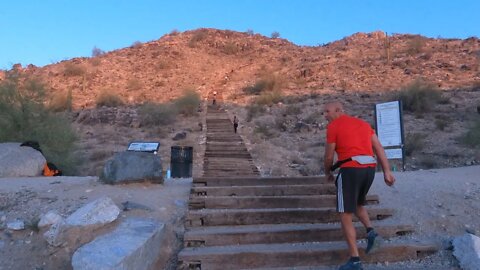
xmin=170 ymin=146 xmax=193 ymax=178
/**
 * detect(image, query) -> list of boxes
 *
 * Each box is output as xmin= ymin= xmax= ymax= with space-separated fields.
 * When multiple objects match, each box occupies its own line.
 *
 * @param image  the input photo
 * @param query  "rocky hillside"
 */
xmin=2 ymin=28 xmax=479 ymax=108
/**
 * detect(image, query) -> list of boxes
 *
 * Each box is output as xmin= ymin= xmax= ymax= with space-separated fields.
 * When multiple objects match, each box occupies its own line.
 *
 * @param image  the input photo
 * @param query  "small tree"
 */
xmin=92 ymin=46 xmax=105 ymax=57
xmin=271 ymin=31 xmax=280 ymax=39
xmin=0 ymin=71 xmax=78 ymax=174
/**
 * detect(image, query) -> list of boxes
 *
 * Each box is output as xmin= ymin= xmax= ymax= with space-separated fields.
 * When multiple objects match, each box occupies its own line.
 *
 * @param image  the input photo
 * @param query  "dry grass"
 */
xmin=95 ymin=90 xmax=124 ymax=107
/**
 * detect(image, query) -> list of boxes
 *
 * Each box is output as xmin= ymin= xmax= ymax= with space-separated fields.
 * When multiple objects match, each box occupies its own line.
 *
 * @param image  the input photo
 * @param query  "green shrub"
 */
xmin=404 ymin=133 xmax=427 ymax=156
xmin=95 ymin=90 xmax=124 ymax=107
xmin=174 ymin=89 xmax=200 ymax=116
xmin=48 ymin=89 xmax=73 ymax=112
xmin=0 ymin=73 xmax=78 ymax=174
xmin=271 ymin=31 xmax=280 ymax=38
xmin=460 ymin=118 xmax=480 ymax=147
xmin=397 ymin=79 xmax=444 ymax=113
xmin=138 ymin=102 xmax=177 ymax=126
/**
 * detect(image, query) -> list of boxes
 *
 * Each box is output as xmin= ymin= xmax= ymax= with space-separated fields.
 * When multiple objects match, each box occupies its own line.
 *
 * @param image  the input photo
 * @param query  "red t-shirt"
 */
xmin=326 ymin=115 xmax=375 ymax=168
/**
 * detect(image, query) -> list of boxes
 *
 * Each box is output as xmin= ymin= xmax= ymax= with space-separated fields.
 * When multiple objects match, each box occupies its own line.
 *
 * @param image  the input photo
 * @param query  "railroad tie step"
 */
xmin=188 ymin=194 xmax=379 ymax=209
xmin=184 ymin=223 xmax=414 ymax=247
xmin=177 ymin=241 xmax=438 ymax=270
xmin=185 ymin=207 xmax=394 ymax=227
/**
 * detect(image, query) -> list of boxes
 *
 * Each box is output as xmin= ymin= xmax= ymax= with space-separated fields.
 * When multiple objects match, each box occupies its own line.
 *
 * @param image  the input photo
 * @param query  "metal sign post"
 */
xmin=374 ymin=101 xmax=405 ymax=171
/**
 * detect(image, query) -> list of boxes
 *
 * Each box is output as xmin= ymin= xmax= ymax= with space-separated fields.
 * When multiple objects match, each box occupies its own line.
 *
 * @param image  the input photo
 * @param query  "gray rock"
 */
xmin=0 ymin=143 xmax=46 ymax=177
xmin=72 ymin=218 xmax=165 ymax=270
xmin=101 ymin=151 xmax=163 ymax=184
xmin=7 ymin=219 xmax=25 ymax=230
xmin=38 ymin=210 xmax=63 ymax=229
xmin=44 ymin=197 xmax=120 ymax=247
xmin=172 ymin=131 xmax=187 ymax=141
xmin=453 ymin=233 xmax=480 ymax=270
xmin=66 ymin=197 xmax=120 ymax=226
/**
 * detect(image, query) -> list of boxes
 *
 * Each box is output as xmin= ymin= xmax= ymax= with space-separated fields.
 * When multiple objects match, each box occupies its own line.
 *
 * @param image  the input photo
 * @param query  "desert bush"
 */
xmin=0 ymin=73 xmax=78 ymax=174
xmin=434 ymin=115 xmax=450 ymax=131
xmin=404 ymin=133 xmax=427 ymax=156
xmin=254 ymin=124 xmax=274 ymax=138
xmin=174 ymin=89 xmax=200 ymax=116
xmin=246 ymin=104 xmax=266 ymax=122
xmin=397 ymin=79 xmax=444 ymax=113
xmin=407 ymin=35 xmax=426 ymax=55
xmin=126 ymin=78 xmax=143 ymax=91
xmin=95 ymin=90 xmax=124 ymax=107
xmin=271 ymin=31 xmax=280 ymax=39
xmin=138 ymin=102 xmax=177 ymax=126
xmin=460 ymin=118 xmax=480 ymax=147
xmin=170 ymin=29 xmax=179 ymax=35
xmin=90 ymin=57 xmax=101 ymax=66
xmin=64 ymin=62 xmax=86 ymax=77
xmin=255 ymin=90 xmax=283 ymax=106
xmin=188 ymin=29 xmax=208 ymax=48
xmin=91 ymin=46 xmax=105 ymax=57
xmin=48 ymin=89 xmax=73 ymax=112
xmin=246 ymin=29 xmax=254 ymax=35
xmin=243 ymin=73 xmax=283 ymax=95
xmin=131 ymin=41 xmax=142 ymax=48
xmin=223 ymin=42 xmax=238 ymax=55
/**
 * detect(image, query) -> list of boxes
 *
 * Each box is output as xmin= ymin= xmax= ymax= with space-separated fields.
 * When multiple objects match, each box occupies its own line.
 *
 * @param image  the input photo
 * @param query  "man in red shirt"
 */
xmin=323 ymin=102 xmax=395 ymax=270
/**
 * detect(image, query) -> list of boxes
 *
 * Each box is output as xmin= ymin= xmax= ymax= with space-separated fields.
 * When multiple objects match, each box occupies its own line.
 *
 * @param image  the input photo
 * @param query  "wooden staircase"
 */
xmin=177 ymin=92 xmax=437 ymax=269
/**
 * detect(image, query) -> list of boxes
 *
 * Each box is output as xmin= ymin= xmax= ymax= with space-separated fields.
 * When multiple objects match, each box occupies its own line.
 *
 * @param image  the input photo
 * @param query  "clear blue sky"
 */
xmin=1 ymin=0 xmax=479 ymax=69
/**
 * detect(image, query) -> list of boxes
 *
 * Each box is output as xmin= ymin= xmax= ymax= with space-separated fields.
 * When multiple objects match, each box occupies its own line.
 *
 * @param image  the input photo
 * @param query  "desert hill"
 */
xmin=2 ymin=28 xmax=479 ymax=108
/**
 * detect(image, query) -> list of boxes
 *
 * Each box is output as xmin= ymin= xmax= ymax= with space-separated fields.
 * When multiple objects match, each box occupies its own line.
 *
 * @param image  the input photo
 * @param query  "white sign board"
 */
xmin=127 ymin=142 xmax=160 ymax=152
xmin=375 ymin=101 xmax=403 ymax=147
xmin=385 ymin=148 xmax=403 ymax=159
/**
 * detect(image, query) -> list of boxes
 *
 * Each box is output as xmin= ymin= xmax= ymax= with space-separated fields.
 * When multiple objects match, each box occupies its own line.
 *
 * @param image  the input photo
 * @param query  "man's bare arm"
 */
xmin=324 ymin=142 xmax=336 ymax=181
xmin=371 ymin=134 xmax=396 ymax=186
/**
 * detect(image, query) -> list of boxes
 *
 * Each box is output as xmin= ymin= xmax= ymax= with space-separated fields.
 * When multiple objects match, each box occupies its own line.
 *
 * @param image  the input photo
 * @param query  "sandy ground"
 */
xmin=1 ymin=166 xmax=479 ymax=269
xmin=0 ymin=177 xmax=192 ymax=270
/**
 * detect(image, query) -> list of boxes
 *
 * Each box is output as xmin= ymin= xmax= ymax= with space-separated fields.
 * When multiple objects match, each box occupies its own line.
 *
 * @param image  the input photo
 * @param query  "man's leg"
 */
xmin=340 ymin=212 xmax=359 ymax=257
xmin=355 ymin=205 xmax=372 ymax=229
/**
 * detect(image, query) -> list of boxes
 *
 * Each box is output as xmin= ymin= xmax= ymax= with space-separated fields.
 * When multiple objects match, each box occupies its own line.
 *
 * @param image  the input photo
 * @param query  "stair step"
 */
xmin=185 ymin=207 xmax=394 ymax=227
xmin=188 ymin=195 xmax=379 ymax=209
xmin=184 ymin=223 xmax=413 ymax=247
xmin=193 ymin=176 xmax=327 ymax=187
xmin=191 ymin=184 xmax=336 ymax=196
xmin=177 ymin=241 xmax=437 ymax=270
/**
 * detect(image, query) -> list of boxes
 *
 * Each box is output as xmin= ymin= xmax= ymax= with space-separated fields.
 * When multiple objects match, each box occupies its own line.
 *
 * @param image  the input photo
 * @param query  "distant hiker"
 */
xmin=323 ymin=102 xmax=395 ymax=270
xmin=233 ymin=115 xmax=239 ymax=133
xmin=212 ymin=91 xmax=217 ymax=105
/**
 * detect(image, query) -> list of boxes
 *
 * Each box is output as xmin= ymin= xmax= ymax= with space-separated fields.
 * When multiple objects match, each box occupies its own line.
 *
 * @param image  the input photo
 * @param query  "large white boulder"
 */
xmin=453 ymin=233 xmax=480 ymax=270
xmin=44 ymin=197 xmax=120 ymax=247
xmin=72 ymin=218 xmax=165 ymax=270
xmin=0 ymin=143 xmax=46 ymax=177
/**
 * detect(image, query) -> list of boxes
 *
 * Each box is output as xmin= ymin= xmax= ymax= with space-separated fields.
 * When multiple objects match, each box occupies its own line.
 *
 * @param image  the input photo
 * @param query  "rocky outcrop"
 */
xmin=101 ymin=151 xmax=163 ymax=184
xmin=0 ymin=143 xmax=46 ymax=177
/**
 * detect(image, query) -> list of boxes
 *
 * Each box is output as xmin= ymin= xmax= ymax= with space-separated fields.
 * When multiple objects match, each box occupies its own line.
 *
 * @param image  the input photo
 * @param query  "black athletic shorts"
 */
xmin=335 ymin=167 xmax=375 ymax=213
